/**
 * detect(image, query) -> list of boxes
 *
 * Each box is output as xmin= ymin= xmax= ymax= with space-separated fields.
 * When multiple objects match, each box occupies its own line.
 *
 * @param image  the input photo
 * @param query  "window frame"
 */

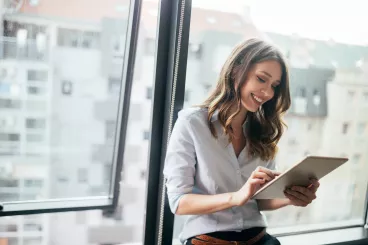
xmin=0 ymin=0 xmax=142 ymax=216
xmin=147 ymin=1 xmax=368 ymax=245
xmin=143 ymin=0 xmax=191 ymax=244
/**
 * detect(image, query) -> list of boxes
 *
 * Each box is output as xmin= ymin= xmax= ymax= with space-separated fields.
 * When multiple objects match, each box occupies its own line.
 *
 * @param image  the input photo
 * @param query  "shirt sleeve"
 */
xmin=163 ymin=112 xmax=196 ymax=214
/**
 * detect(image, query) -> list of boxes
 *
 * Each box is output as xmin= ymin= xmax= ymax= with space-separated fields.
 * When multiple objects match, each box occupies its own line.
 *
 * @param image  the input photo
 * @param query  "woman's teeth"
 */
xmin=252 ymin=94 xmax=263 ymax=103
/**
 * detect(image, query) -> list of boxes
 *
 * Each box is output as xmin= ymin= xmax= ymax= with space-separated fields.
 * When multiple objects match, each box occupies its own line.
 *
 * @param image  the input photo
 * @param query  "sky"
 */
xmin=192 ymin=0 xmax=368 ymax=45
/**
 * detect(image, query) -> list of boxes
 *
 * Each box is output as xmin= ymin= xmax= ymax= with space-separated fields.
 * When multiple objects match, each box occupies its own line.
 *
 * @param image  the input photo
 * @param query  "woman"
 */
xmin=163 ymin=38 xmax=320 ymax=245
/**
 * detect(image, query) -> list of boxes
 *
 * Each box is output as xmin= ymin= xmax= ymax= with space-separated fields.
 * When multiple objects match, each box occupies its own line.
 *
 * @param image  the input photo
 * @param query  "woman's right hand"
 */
xmin=231 ymin=167 xmax=279 ymax=206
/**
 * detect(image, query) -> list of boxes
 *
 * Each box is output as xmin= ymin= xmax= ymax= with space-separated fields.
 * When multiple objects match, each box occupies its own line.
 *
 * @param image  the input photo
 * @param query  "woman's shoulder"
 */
xmin=177 ymin=107 xmax=209 ymax=124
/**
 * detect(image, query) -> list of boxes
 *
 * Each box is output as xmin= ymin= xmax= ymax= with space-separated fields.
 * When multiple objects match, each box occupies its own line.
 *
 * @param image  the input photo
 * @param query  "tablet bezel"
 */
xmin=252 ymin=155 xmax=349 ymax=199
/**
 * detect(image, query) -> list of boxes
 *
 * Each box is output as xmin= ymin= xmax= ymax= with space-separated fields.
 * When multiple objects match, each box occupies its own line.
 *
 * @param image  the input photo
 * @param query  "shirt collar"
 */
xmin=210 ymin=109 xmax=248 ymax=129
xmin=210 ymin=109 xmax=219 ymax=123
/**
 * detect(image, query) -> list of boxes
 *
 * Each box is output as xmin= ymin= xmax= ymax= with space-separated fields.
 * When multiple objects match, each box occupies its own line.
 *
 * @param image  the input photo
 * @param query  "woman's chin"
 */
xmin=241 ymin=100 xmax=261 ymax=113
xmin=242 ymin=103 xmax=260 ymax=113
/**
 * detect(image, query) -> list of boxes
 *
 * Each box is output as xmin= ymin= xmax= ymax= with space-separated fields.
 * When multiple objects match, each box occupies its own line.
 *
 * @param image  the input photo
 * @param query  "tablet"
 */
xmin=252 ymin=155 xmax=349 ymax=199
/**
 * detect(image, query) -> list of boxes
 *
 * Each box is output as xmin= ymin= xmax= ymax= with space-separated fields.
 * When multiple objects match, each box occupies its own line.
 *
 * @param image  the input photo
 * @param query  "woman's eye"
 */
xmin=257 ymin=76 xmax=266 ymax=83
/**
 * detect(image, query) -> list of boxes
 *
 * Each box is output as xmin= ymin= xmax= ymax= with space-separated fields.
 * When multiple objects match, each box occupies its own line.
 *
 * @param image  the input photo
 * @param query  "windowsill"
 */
xmin=276 ymin=227 xmax=368 ymax=245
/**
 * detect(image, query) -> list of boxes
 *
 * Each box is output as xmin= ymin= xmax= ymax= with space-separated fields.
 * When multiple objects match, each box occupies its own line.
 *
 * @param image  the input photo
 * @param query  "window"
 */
xmin=0 ymin=133 xmax=20 ymax=141
xmin=105 ymin=120 xmax=116 ymax=140
xmin=307 ymin=122 xmax=313 ymax=131
xmin=108 ymin=77 xmax=121 ymax=95
xmin=143 ymin=130 xmax=150 ymax=140
xmin=357 ymin=122 xmax=366 ymax=135
xmin=363 ymin=92 xmax=368 ymax=104
xmin=0 ymin=193 xmax=19 ymax=201
xmin=58 ymin=28 xmax=100 ymax=49
xmin=0 ymin=238 xmax=18 ymax=245
xmin=140 ymin=170 xmax=146 ymax=180
xmin=299 ymin=87 xmax=306 ymax=98
xmin=342 ymin=123 xmax=349 ymax=134
xmin=26 ymin=133 xmax=44 ymax=142
xmin=0 ymin=1 xmax=159 ymax=244
xmin=0 ymin=179 xmax=19 ymax=187
xmin=78 ymin=168 xmax=88 ymax=183
xmin=23 ymin=223 xmax=42 ymax=232
xmin=61 ymin=80 xmax=73 ymax=95
xmin=23 ymin=237 xmax=42 ymax=245
xmin=188 ymin=43 xmax=202 ymax=59
xmin=27 ymin=86 xmax=45 ymax=95
xmin=173 ymin=1 xmax=368 ymax=244
xmin=184 ymin=90 xmax=190 ymax=102
xmin=0 ymin=0 xmax=136 ymax=215
xmin=352 ymin=154 xmax=361 ymax=165
xmin=26 ymin=118 xmax=46 ymax=129
xmin=27 ymin=70 xmax=48 ymax=82
xmin=0 ymin=99 xmax=21 ymax=109
xmin=146 ymin=86 xmax=153 ymax=99
xmin=24 ymin=179 xmax=43 ymax=188
xmin=347 ymin=90 xmax=356 ymax=103
xmin=0 ymin=116 xmax=16 ymax=128
xmin=312 ymin=89 xmax=320 ymax=106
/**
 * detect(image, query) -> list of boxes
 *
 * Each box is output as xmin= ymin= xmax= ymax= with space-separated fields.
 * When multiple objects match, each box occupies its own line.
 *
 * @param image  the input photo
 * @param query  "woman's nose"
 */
xmin=261 ymin=86 xmax=274 ymax=98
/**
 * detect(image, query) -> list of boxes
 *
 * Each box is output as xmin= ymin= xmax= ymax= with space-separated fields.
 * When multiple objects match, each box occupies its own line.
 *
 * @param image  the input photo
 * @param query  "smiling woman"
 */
xmin=163 ymin=39 xmax=317 ymax=245
xmin=201 ymin=39 xmax=291 ymax=161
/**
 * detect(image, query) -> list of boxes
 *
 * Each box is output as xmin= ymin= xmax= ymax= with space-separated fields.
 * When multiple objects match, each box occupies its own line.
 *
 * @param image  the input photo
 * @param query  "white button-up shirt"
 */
xmin=163 ymin=107 xmax=276 ymax=243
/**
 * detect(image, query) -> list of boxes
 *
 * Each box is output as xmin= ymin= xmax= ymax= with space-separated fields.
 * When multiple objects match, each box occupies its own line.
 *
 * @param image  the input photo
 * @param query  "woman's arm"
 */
xmin=257 ymin=199 xmax=290 ymax=211
xmin=175 ymin=193 xmax=237 ymax=215
xmin=176 ymin=167 xmax=276 ymax=215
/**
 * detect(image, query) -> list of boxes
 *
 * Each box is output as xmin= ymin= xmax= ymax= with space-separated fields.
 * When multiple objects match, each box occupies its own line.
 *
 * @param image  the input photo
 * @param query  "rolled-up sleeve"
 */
xmin=163 ymin=112 xmax=196 ymax=214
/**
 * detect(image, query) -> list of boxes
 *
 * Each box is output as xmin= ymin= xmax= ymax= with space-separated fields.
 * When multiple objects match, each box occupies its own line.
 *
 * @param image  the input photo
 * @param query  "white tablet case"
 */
xmin=252 ymin=156 xmax=348 ymax=199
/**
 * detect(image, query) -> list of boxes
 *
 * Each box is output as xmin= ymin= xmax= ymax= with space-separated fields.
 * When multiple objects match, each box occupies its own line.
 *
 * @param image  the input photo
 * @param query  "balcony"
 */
xmin=0 ymin=36 xmax=48 ymax=62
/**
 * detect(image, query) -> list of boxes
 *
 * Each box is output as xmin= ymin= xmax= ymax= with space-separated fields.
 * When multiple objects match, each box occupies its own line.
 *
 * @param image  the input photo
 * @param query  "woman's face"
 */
xmin=239 ymin=60 xmax=282 ymax=112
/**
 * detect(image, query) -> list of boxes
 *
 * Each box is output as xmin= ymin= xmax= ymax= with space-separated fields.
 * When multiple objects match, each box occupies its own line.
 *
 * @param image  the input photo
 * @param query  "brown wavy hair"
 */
xmin=200 ymin=38 xmax=291 ymax=161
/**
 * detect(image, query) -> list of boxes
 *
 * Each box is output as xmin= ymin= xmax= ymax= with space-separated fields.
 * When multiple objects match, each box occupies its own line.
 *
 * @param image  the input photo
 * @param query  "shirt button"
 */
xmin=237 ymin=170 xmax=241 ymax=175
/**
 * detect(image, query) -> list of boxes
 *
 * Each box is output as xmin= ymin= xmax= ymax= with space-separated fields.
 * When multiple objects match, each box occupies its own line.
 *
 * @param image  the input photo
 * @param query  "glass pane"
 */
xmin=0 ymin=0 xmax=131 ymax=204
xmin=0 ymin=0 xmax=158 ymax=244
xmin=173 ymin=0 xmax=368 ymax=243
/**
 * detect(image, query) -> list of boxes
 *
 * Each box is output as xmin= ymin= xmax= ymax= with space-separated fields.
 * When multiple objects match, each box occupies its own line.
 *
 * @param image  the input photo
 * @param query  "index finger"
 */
xmin=256 ymin=166 xmax=276 ymax=178
xmin=273 ymin=171 xmax=282 ymax=177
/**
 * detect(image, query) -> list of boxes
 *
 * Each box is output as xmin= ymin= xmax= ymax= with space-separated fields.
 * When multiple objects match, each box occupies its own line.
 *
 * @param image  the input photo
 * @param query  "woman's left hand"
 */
xmin=284 ymin=179 xmax=320 ymax=207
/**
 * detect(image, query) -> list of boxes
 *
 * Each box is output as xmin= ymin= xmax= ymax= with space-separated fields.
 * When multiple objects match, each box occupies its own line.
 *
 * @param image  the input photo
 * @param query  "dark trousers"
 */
xmin=186 ymin=233 xmax=281 ymax=245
